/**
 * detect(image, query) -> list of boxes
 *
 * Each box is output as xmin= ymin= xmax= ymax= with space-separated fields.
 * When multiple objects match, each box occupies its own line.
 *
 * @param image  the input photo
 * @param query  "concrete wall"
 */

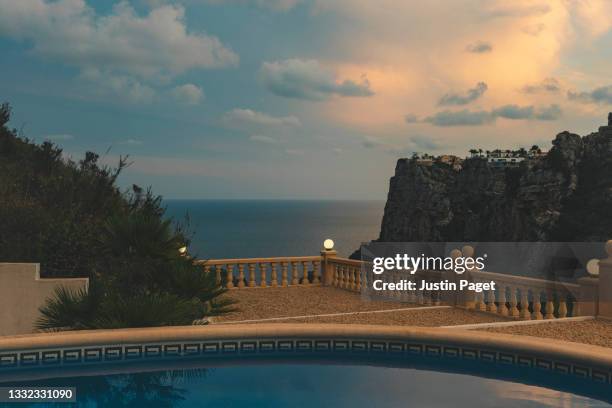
xmin=0 ymin=263 xmax=88 ymax=336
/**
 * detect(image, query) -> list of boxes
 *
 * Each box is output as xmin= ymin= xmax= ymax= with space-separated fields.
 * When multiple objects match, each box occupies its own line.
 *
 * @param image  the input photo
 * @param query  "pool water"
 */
xmin=3 ymin=363 xmax=610 ymax=407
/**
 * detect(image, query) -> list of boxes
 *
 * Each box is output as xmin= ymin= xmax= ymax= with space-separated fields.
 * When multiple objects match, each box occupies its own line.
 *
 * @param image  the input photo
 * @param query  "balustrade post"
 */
xmin=544 ymin=289 xmax=555 ymax=319
xmin=498 ymin=286 xmax=508 ymax=316
xmin=281 ymin=262 xmax=289 ymax=287
xmin=270 ymin=262 xmax=278 ymax=287
xmin=301 ymin=261 xmax=310 ymax=285
xmin=558 ymin=295 xmax=568 ymax=318
xmin=247 ymin=263 xmax=256 ymax=287
xmin=355 ymin=266 xmax=361 ymax=291
xmin=461 ymin=246 xmax=476 ymax=309
xmin=333 ymin=264 xmax=339 ymax=287
xmin=226 ymin=264 xmax=234 ymax=289
xmin=477 ymin=290 xmax=486 ymax=311
xmin=532 ymin=291 xmax=543 ymax=320
xmin=320 ymin=249 xmax=338 ymax=286
xmin=509 ymin=286 xmax=520 ymax=318
xmin=519 ymin=288 xmax=530 ymax=320
xmin=237 ymin=264 xmax=246 ymax=288
xmin=598 ymin=240 xmax=612 ymax=319
xmin=312 ymin=261 xmax=321 ymax=285
xmin=259 ymin=263 xmax=268 ymax=288
xmin=291 ymin=261 xmax=299 ymax=285
xmin=576 ymin=277 xmax=598 ymax=316
xmin=487 ymin=288 xmax=497 ymax=313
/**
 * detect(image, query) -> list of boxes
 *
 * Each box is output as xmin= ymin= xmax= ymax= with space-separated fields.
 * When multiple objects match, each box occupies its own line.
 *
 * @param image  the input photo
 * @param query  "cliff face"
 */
xmin=378 ymin=121 xmax=612 ymax=242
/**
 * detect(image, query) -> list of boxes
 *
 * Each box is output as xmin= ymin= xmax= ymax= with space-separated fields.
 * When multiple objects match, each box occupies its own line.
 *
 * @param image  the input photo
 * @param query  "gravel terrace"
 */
xmin=215 ymin=286 xmax=509 ymax=326
xmin=479 ymin=319 xmax=612 ymax=348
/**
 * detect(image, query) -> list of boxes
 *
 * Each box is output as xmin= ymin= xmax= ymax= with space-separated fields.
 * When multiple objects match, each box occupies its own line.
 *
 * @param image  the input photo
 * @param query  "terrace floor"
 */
xmin=479 ymin=319 xmax=612 ymax=349
xmin=215 ymin=286 xmax=509 ymax=326
xmin=215 ymin=286 xmax=612 ymax=348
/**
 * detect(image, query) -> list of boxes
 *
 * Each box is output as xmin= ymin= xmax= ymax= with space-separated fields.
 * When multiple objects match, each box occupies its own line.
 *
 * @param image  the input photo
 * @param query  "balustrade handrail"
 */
xmin=328 ymin=257 xmax=364 ymax=267
xmin=471 ymin=269 xmax=580 ymax=291
xmin=196 ymin=255 xmax=322 ymax=266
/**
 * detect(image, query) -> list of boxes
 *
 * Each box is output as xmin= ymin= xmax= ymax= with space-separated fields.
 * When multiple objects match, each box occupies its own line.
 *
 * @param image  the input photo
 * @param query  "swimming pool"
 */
xmin=0 ymin=324 xmax=610 ymax=406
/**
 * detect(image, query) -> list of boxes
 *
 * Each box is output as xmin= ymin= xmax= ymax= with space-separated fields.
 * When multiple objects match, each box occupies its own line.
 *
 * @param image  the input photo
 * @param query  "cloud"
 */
xmin=121 ymin=138 xmax=143 ymax=145
xmin=521 ymin=77 xmax=560 ymax=94
xmin=223 ymin=109 xmax=301 ymax=130
xmin=361 ymin=136 xmax=383 ymax=149
xmin=80 ymin=69 xmax=157 ymax=103
xmin=491 ymin=104 xmax=535 ymax=119
xmin=423 ymin=104 xmax=562 ymax=126
xmin=404 ymin=114 xmax=419 ymax=123
xmin=0 ymin=1 xmax=238 ymax=80
xmin=568 ymin=85 xmax=612 ymax=105
xmin=424 ymin=109 xmax=494 ymax=126
xmin=44 ymin=134 xmax=74 ymax=141
xmin=171 ymin=83 xmax=204 ymax=104
xmin=249 ymin=134 xmax=276 ymax=143
xmin=438 ymin=82 xmax=488 ymax=106
xmin=409 ymin=135 xmax=441 ymax=151
xmin=480 ymin=3 xmax=551 ymax=19
xmin=285 ymin=148 xmax=303 ymax=155
xmin=466 ymin=41 xmax=492 ymax=53
xmin=206 ymin=0 xmax=303 ymax=12
xmin=260 ymin=59 xmax=374 ymax=101
xmin=532 ymin=104 xmax=562 ymax=120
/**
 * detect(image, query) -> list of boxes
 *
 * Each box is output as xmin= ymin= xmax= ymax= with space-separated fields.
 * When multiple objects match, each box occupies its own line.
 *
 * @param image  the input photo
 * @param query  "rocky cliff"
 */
xmin=378 ymin=116 xmax=612 ymax=242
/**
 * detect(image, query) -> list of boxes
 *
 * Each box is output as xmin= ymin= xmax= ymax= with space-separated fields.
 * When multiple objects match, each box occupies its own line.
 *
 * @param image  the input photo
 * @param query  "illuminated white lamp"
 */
xmin=323 ymin=239 xmax=335 ymax=251
xmin=586 ymin=258 xmax=599 ymax=276
xmin=178 ymin=246 xmax=188 ymax=255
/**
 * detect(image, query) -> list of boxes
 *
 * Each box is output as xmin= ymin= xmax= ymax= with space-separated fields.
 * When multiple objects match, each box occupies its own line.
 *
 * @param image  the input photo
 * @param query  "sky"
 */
xmin=1 ymin=0 xmax=611 ymax=200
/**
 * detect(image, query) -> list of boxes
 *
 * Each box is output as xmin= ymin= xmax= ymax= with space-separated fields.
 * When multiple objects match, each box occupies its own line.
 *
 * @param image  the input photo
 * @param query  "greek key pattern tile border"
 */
xmin=1 ymin=339 xmax=610 ymax=384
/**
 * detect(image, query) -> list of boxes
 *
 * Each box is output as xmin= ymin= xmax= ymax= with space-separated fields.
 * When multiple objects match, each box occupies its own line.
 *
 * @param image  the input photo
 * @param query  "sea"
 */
xmin=163 ymin=200 xmax=385 ymax=260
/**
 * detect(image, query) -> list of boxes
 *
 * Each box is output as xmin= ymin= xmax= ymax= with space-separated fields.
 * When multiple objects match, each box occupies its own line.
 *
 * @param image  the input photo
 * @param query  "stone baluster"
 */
xmin=434 ymin=289 xmax=441 ymax=306
xmin=204 ymin=265 xmax=214 ymax=284
xmin=498 ymin=285 xmax=508 ymax=316
xmin=312 ymin=261 xmax=321 ymax=284
xmin=259 ymin=262 xmax=267 ymax=288
xmin=487 ymin=288 xmax=497 ymax=313
xmin=476 ymin=284 xmax=486 ymax=311
xmin=291 ymin=261 xmax=299 ymax=285
xmin=237 ymin=264 xmax=245 ymax=288
xmin=408 ymin=285 xmax=417 ymax=303
xmin=355 ymin=267 xmax=361 ymax=291
xmin=349 ymin=267 xmax=356 ymax=291
xmin=558 ymin=292 xmax=568 ymax=318
xmin=424 ymin=287 xmax=432 ymax=305
xmin=545 ymin=290 xmax=555 ymax=319
xmin=301 ymin=261 xmax=310 ymax=285
xmin=281 ymin=262 xmax=289 ymax=287
xmin=226 ymin=264 xmax=234 ymax=289
xmin=340 ymin=265 xmax=346 ymax=288
xmin=270 ymin=262 xmax=278 ymax=287
xmin=532 ymin=290 xmax=543 ymax=320
xmin=247 ymin=263 xmax=256 ymax=287
xmin=332 ymin=264 xmax=338 ymax=287
xmin=519 ymin=287 xmax=530 ymax=320
xmin=509 ymin=286 xmax=520 ymax=318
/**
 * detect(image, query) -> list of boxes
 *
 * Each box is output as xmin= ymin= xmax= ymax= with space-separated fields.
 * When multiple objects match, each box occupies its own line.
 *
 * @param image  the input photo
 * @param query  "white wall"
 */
xmin=0 ymin=263 xmax=88 ymax=336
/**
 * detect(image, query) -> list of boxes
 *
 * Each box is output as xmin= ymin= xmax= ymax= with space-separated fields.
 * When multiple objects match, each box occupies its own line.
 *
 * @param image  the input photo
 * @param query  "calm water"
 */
xmin=5 ymin=363 xmax=609 ymax=407
xmin=163 ymin=200 xmax=385 ymax=259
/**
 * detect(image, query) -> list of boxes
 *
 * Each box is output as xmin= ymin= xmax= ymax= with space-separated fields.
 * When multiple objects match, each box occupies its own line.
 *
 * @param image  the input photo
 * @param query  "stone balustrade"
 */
xmin=197 ymin=256 xmax=321 ymax=288
xmin=328 ymin=257 xmax=364 ymax=292
xmin=468 ymin=269 xmax=581 ymax=319
xmin=194 ymin=240 xmax=612 ymax=321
